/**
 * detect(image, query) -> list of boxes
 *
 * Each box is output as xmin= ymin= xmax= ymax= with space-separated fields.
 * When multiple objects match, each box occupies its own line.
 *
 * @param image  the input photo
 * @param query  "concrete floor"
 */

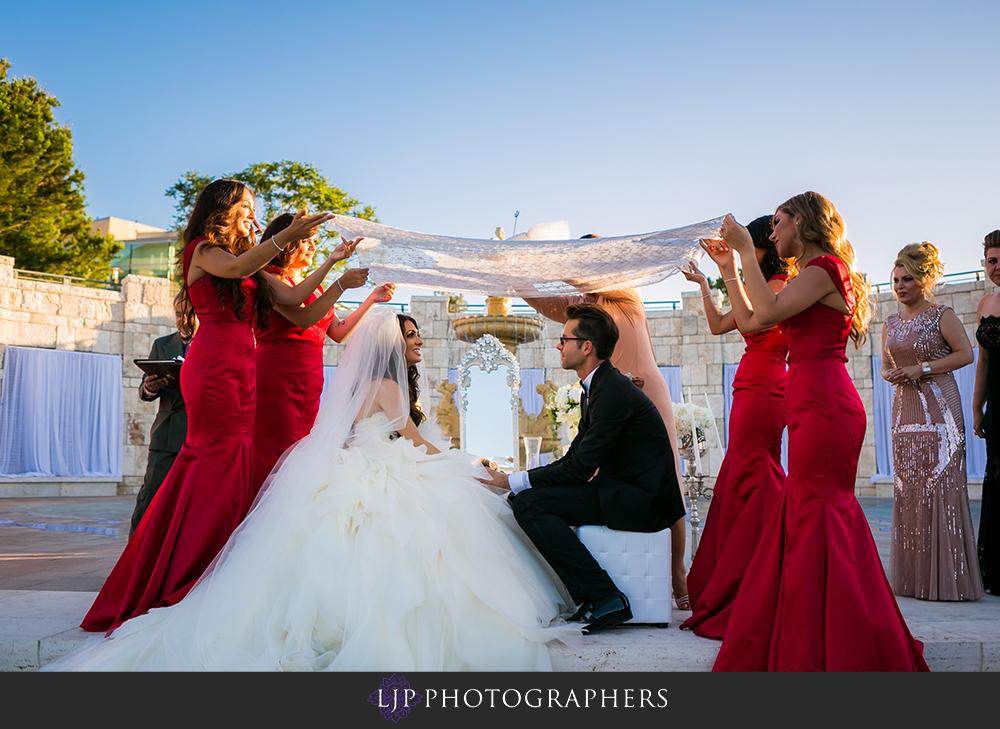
xmin=1 ymin=495 xmax=998 ymax=672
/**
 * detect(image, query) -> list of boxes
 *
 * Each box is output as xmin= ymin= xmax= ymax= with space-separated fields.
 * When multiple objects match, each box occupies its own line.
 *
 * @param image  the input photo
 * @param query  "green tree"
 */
xmin=166 ymin=161 xmax=378 ymax=271
xmin=0 ymin=59 xmax=120 ymax=278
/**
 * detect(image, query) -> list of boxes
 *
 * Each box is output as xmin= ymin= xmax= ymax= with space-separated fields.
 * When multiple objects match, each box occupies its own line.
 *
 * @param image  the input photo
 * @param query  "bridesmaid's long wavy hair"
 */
xmin=776 ymin=191 xmax=871 ymax=347
xmin=175 ymin=179 xmax=276 ymax=338
xmin=745 ymin=214 xmax=792 ymax=281
xmin=260 ymin=213 xmax=303 ymax=275
xmin=397 ymin=314 xmax=426 ymax=426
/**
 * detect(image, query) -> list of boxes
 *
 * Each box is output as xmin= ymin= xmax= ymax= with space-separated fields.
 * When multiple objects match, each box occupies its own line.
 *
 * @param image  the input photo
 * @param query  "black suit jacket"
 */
xmin=526 ymin=360 xmax=683 ymax=532
xmin=139 ymin=332 xmax=188 ymax=454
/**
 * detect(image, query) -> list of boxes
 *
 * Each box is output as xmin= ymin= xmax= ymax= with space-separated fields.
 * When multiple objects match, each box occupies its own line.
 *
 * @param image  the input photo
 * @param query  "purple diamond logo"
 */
xmin=368 ymin=674 xmax=423 ymax=722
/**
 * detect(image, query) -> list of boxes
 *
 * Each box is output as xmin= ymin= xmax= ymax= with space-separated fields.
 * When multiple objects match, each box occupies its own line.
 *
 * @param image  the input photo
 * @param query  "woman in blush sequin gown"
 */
xmin=81 ymin=180 xmax=335 ymax=633
xmin=973 ymin=230 xmax=1000 ymax=595
xmin=703 ymin=192 xmax=928 ymax=671
xmin=677 ymin=215 xmax=788 ymax=639
xmin=881 ymin=242 xmax=980 ymax=601
xmin=250 ymin=211 xmax=395 ymax=499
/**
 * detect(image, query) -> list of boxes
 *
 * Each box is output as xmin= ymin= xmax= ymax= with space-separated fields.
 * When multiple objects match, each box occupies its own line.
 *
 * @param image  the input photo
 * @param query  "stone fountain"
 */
xmin=451 ymin=296 xmax=545 ymax=353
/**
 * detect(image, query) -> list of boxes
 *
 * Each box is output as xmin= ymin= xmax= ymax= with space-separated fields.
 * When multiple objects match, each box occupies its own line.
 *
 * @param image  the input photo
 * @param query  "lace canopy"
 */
xmin=328 ymin=216 xmax=724 ymax=297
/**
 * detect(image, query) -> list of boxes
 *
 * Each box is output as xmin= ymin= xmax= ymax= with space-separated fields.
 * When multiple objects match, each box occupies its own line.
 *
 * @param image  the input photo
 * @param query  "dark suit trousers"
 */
xmin=130 ymin=449 xmax=179 ymax=537
xmin=512 ymin=485 xmax=619 ymax=606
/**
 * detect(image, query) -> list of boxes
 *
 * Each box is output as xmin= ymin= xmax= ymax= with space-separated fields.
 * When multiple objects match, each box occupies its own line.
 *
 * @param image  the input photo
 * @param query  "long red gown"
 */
xmin=249 ymin=268 xmax=337 ymax=499
xmin=680 ymin=276 xmax=788 ymax=638
xmin=712 ymin=256 xmax=929 ymax=671
xmin=81 ymin=239 xmax=258 ymax=632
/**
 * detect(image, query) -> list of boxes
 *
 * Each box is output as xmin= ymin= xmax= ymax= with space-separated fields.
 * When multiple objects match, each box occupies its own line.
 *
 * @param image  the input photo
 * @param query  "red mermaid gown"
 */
xmin=249 ymin=268 xmax=338 ymax=499
xmin=81 ymin=239 xmax=258 ymax=632
xmin=712 ymin=256 xmax=928 ymax=671
xmin=681 ymin=276 xmax=788 ymax=638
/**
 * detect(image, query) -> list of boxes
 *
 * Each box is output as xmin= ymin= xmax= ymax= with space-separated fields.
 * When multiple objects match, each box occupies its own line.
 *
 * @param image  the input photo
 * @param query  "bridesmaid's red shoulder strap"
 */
xmin=804 ymin=255 xmax=854 ymax=309
xmin=182 ymin=237 xmax=207 ymax=279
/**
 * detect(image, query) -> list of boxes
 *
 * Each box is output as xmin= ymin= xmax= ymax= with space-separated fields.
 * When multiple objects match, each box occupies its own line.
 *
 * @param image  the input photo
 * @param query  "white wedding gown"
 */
xmin=47 ymin=414 xmax=581 ymax=671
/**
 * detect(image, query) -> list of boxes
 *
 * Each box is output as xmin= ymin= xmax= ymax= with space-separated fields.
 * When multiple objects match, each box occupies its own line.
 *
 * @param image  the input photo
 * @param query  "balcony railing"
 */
xmin=14 ymin=269 xmax=122 ymax=292
xmin=870 ymin=269 xmax=986 ymax=295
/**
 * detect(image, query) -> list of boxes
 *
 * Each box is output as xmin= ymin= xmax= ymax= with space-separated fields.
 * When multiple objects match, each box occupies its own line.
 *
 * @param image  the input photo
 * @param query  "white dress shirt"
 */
xmin=508 ymin=365 xmax=598 ymax=494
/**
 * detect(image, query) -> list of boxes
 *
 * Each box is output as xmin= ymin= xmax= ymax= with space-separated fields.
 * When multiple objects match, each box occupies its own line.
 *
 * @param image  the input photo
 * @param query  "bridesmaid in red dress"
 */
xmin=82 ymin=179 xmax=335 ymax=632
xmin=250 ymin=212 xmax=395 ymax=498
xmin=704 ymin=192 xmax=928 ymax=671
xmin=678 ymin=215 xmax=789 ymax=639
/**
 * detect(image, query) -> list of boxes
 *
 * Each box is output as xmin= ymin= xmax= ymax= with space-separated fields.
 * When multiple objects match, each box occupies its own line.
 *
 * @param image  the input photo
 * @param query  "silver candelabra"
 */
xmin=679 ymin=435 xmax=712 ymax=557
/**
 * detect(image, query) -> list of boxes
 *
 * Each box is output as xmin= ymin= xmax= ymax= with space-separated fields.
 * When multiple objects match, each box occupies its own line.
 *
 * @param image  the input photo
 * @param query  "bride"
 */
xmin=46 ymin=305 xmax=581 ymax=671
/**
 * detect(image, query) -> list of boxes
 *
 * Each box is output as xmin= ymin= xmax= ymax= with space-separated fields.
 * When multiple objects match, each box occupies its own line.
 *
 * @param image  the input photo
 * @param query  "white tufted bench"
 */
xmin=574 ymin=525 xmax=673 ymax=626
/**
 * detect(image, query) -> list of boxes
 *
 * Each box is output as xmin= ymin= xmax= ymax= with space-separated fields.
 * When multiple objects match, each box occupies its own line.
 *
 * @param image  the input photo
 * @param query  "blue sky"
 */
xmin=3 ymin=0 xmax=998 ymax=305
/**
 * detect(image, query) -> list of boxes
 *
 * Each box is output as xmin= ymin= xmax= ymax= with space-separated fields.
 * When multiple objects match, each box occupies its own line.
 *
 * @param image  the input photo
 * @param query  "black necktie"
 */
xmin=580 ymin=385 xmax=589 ymax=423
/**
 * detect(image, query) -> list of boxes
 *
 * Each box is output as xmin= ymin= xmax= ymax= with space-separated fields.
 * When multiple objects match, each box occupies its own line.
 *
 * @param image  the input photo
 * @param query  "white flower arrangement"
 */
xmin=545 ymin=382 xmax=583 ymax=430
xmin=672 ymin=402 xmax=714 ymax=449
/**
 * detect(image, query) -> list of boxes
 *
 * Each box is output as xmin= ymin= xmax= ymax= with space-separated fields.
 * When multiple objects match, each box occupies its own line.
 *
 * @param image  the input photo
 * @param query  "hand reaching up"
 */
xmin=332 ymin=236 xmax=363 ymax=262
xmin=719 ymin=213 xmax=753 ymax=254
xmin=285 ymin=208 xmax=336 ymax=242
xmin=699 ymin=238 xmax=735 ymax=272
xmin=370 ymin=283 xmax=395 ymax=303
xmin=337 ymin=268 xmax=370 ymax=291
xmin=680 ymin=261 xmax=709 ymax=286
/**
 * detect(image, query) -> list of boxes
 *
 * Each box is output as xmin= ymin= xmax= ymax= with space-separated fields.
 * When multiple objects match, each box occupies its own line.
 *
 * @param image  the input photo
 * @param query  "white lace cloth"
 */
xmin=329 ymin=215 xmax=724 ymax=297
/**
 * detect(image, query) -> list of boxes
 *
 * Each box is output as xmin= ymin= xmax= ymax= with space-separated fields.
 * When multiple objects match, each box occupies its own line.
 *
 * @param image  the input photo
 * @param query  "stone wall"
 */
xmin=0 ymin=256 xmax=176 ymax=496
xmin=390 ymin=277 xmax=992 ymax=498
xmin=0 ymin=248 xmax=991 ymax=498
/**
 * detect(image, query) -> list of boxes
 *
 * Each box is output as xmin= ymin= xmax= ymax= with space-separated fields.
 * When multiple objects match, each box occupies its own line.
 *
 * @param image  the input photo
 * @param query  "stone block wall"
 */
xmin=0 ymin=256 xmax=176 ymax=495
xmin=377 ymin=278 xmax=992 ymax=498
xmin=0 ymin=248 xmax=991 ymax=498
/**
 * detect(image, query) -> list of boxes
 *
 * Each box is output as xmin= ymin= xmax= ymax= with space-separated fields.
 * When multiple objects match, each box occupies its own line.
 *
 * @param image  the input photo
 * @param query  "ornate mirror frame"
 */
xmin=457 ymin=333 xmax=521 ymax=466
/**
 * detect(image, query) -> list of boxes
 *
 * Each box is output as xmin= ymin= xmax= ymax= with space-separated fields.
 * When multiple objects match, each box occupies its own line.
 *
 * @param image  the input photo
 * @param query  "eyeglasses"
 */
xmin=558 ymin=337 xmax=589 ymax=346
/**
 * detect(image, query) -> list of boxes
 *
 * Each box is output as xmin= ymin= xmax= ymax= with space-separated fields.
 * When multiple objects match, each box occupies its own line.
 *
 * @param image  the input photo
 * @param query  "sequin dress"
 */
xmin=975 ymin=315 xmax=1000 ymax=594
xmin=884 ymin=304 xmax=982 ymax=601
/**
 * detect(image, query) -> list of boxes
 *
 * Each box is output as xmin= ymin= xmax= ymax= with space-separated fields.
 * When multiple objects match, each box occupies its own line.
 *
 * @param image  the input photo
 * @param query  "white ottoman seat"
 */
xmin=574 ymin=525 xmax=673 ymax=626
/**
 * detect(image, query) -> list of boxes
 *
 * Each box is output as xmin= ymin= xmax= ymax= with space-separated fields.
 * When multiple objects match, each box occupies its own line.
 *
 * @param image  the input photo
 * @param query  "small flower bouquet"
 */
xmin=545 ymin=382 xmax=583 ymax=431
xmin=673 ymin=401 xmax=714 ymax=451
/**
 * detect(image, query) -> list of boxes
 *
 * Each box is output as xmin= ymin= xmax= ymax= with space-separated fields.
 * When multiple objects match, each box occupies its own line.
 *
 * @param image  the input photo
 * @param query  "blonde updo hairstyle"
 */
xmin=985 ymin=230 xmax=1000 ymax=256
xmin=892 ymin=242 xmax=944 ymax=300
xmin=776 ymin=191 xmax=871 ymax=347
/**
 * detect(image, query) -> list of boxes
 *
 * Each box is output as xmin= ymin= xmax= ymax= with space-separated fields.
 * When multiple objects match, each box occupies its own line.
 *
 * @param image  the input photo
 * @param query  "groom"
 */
xmin=480 ymin=303 xmax=685 ymax=632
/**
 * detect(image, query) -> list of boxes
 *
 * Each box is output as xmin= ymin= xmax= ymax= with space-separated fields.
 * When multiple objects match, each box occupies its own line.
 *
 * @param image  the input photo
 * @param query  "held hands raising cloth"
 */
xmin=327 ymin=216 xmax=725 ymax=298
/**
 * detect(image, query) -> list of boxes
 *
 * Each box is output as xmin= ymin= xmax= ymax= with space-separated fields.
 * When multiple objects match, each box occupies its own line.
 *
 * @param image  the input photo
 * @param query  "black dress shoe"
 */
xmin=568 ymin=602 xmax=591 ymax=622
xmin=579 ymin=592 xmax=632 ymax=633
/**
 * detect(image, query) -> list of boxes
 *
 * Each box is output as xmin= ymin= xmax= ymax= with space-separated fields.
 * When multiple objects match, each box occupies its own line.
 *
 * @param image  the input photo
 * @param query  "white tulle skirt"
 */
xmin=47 ymin=417 xmax=581 ymax=671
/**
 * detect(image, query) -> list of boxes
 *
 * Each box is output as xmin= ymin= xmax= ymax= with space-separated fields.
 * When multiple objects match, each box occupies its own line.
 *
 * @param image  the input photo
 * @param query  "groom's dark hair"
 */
xmin=564 ymin=303 xmax=618 ymax=360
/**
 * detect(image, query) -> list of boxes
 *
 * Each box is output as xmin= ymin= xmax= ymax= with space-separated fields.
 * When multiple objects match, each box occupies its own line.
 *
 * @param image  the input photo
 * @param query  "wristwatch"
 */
xmin=920 ymin=361 xmax=932 ymax=375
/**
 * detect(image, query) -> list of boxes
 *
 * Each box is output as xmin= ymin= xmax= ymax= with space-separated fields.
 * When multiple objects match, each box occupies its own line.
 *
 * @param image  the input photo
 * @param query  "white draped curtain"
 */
xmin=320 ymin=366 xmax=338 ymax=404
xmin=0 ymin=346 xmax=122 ymax=478
xmin=871 ymin=353 xmax=985 ymax=481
